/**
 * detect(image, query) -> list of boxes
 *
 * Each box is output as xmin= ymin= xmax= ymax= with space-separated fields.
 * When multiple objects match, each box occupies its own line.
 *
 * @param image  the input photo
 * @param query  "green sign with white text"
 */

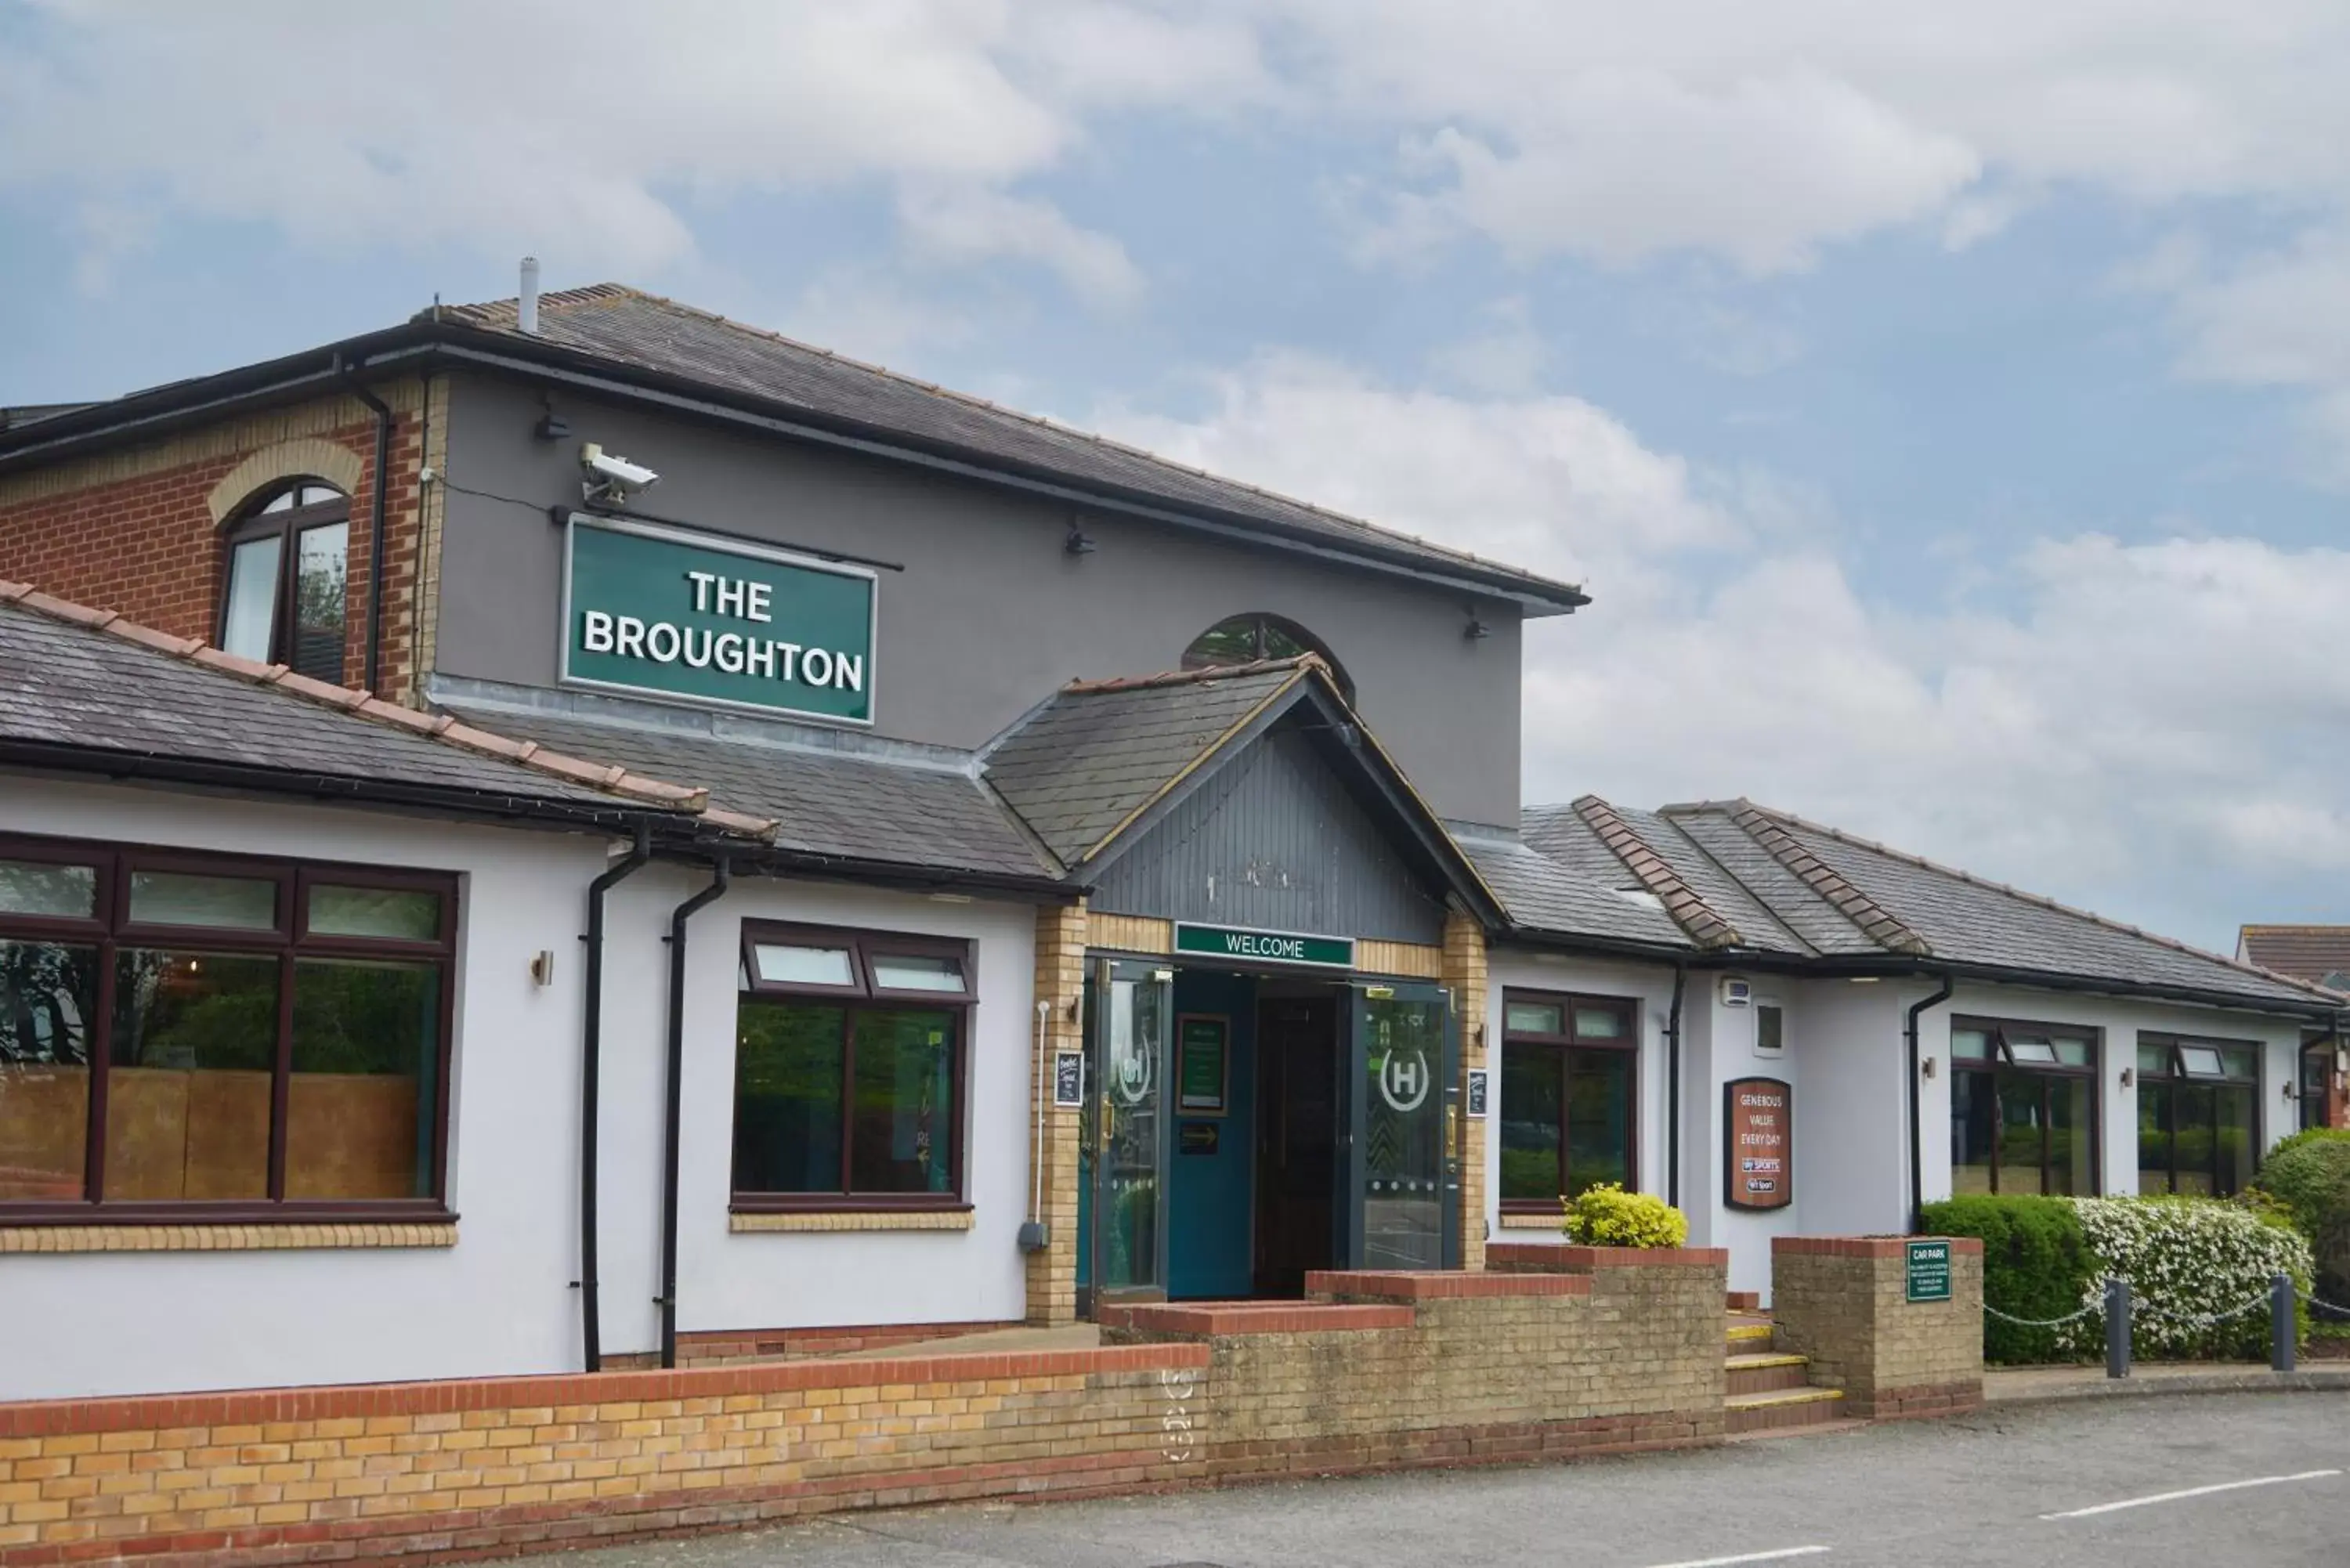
xmin=1906 ymin=1239 xmax=1953 ymax=1303
xmin=561 ymin=515 xmax=876 ymax=723
xmin=1173 ymin=922 xmax=1354 ymax=969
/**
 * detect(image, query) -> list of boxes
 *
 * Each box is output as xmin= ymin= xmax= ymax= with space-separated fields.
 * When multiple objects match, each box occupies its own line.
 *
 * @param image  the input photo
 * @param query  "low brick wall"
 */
xmin=605 ymin=1321 xmax=1020 ymax=1369
xmin=1771 ymin=1237 xmax=1985 ymax=1418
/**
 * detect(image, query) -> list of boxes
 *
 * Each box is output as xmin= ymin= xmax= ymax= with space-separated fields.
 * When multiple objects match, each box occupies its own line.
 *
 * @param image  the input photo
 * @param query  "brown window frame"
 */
xmin=2135 ymin=1031 xmax=2261 ymax=1197
xmin=1950 ymin=1014 xmax=2102 ymax=1198
xmin=732 ymin=921 xmax=975 ymax=1214
xmin=1498 ymin=988 xmax=1640 ymax=1214
xmin=216 ymin=480 xmax=353 ymax=685
xmin=0 ymin=831 xmax=458 ymax=1225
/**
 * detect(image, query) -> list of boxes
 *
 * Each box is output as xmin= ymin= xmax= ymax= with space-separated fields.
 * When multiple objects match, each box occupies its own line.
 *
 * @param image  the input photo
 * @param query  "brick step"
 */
xmin=1725 ymin=1386 xmax=1845 ymax=1435
xmin=1725 ymin=1353 xmax=1812 ymax=1396
xmin=1726 ymin=1320 xmax=1773 ymax=1354
xmin=1726 ymin=1290 xmax=1761 ymax=1312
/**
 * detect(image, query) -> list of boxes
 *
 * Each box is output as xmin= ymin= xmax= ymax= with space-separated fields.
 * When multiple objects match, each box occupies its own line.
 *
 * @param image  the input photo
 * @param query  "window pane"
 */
xmin=849 ymin=1010 xmax=956 ymax=1194
xmin=1573 ymin=1005 xmax=1627 ymax=1040
xmin=1504 ymin=1001 xmax=1564 ymax=1036
xmin=2218 ymin=1046 xmax=2258 ymax=1079
xmin=2005 ymin=1036 xmax=2060 ymax=1067
xmin=1565 ymin=1049 xmax=1634 ymax=1196
xmin=128 ymin=869 xmax=277 ymax=930
xmin=1951 ymin=1069 xmax=1995 ymax=1194
xmin=2052 ymin=1036 xmax=2093 ymax=1068
xmin=1998 ymin=1074 xmax=2048 ymax=1194
xmin=2138 ymin=1082 xmax=2172 ymax=1194
xmin=1755 ymin=1005 xmax=1784 ymax=1053
xmin=2178 ymin=1044 xmax=2225 ymax=1079
xmin=0 ymin=940 xmax=98 ymax=1200
xmin=751 ymin=943 xmax=855 ymax=988
xmin=1499 ymin=1050 xmax=1563 ymax=1201
xmin=732 ymin=1003 xmax=844 ymax=1192
xmin=308 ymin=885 xmax=441 ymax=942
xmin=869 ymin=953 xmax=966 ymax=994
xmin=0 ymin=859 xmax=96 ymax=919
xmin=290 ymin=522 xmax=348 ymax=685
xmin=1183 ymin=618 xmax=1263 ymax=668
xmin=2216 ymin=1085 xmax=2257 ymax=1197
xmin=107 ymin=950 xmax=277 ymax=1200
xmin=298 ymin=484 xmax=342 ymax=507
xmin=2173 ymin=1083 xmax=2216 ymax=1195
xmin=260 ymin=490 xmax=295 ymax=514
xmin=222 ymin=534 xmax=282 ymax=662
xmin=286 ymin=959 xmax=438 ymax=1199
xmin=1952 ymin=1028 xmax=1992 ymax=1060
xmin=2049 ymin=1075 xmax=2093 ymax=1195
xmin=2138 ymin=1042 xmax=2173 ymax=1077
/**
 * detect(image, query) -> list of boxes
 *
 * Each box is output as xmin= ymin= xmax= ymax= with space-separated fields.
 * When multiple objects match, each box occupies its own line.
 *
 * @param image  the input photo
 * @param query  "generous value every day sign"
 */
xmin=560 ymin=515 xmax=877 ymax=724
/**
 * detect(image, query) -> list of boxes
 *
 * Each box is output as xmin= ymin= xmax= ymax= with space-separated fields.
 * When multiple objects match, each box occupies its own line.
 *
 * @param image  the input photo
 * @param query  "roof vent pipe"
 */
xmin=519 ymin=257 xmax=540 ymax=334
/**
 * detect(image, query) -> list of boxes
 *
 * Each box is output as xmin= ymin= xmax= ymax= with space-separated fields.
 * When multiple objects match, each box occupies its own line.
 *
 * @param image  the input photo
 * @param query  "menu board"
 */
xmin=1724 ymin=1076 xmax=1792 ymax=1210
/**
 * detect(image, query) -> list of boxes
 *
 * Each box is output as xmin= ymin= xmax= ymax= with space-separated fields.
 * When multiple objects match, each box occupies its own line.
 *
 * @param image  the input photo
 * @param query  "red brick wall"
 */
xmin=0 ymin=386 xmax=436 ymax=702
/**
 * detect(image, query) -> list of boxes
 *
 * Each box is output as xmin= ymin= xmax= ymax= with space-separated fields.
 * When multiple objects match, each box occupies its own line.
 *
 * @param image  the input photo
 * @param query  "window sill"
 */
xmin=730 ymin=1209 xmax=974 ymax=1234
xmin=1499 ymin=1212 xmax=1564 ymax=1230
xmin=0 ymin=1221 xmax=457 ymax=1254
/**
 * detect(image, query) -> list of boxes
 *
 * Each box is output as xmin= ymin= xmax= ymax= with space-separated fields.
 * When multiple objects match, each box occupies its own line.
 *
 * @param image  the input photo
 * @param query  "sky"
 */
xmin=4 ymin=1 xmax=2350 ymax=952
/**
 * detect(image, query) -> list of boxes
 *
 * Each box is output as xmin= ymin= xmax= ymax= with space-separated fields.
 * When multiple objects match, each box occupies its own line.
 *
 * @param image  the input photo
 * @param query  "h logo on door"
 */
xmin=1379 ymin=1049 xmax=1431 ymax=1113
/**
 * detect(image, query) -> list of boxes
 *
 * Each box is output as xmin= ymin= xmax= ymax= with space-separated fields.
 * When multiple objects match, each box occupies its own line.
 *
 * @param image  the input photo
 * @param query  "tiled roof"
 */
xmin=1497 ymin=792 xmax=2337 ymax=1011
xmin=1453 ymin=829 xmax=1691 ymax=950
xmin=0 ymin=583 xmax=761 ymax=834
xmin=432 ymin=285 xmax=1585 ymax=612
xmin=983 ymin=660 xmax=1310 ymax=867
xmin=439 ymin=701 xmax=1058 ymax=884
xmin=2237 ymin=927 xmax=2350 ymax=990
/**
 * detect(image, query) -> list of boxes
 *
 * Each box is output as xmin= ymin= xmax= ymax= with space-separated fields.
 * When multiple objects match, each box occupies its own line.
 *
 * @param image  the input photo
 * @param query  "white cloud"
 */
xmin=895 ymin=185 xmax=1144 ymax=308
xmin=1092 ymin=354 xmax=2350 ymax=942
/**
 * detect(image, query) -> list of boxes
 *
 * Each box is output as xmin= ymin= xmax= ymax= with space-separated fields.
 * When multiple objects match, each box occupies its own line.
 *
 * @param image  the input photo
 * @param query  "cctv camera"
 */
xmin=580 ymin=442 xmax=660 ymax=505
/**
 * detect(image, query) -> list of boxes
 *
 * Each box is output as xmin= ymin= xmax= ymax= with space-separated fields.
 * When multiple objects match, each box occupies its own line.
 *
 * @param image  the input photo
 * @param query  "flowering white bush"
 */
xmin=2052 ymin=1197 xmax=2313 ymax=1360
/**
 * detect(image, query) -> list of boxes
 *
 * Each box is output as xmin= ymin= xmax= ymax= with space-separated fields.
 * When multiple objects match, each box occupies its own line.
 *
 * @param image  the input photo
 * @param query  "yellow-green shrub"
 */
xmin=1560 ymin=1183 xmax=1688 ymax=1248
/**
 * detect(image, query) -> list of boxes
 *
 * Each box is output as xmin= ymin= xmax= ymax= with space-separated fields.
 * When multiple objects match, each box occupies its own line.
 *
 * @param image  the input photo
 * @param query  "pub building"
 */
xmin=0 ymin=273 xmax=2341 ymax=1402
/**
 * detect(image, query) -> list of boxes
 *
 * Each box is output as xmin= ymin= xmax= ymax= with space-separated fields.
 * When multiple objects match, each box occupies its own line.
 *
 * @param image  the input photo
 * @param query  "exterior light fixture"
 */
xmin=1463 ymin=611 xmax=1489 ymax=641
xmin=1922 ymin=1057 xmax=1937 ymax=1079
xmin=2120 ymin=1067 xmax=2134 ymax=1089
xmin=1064 ymin=524 xmax=1096 ymax=555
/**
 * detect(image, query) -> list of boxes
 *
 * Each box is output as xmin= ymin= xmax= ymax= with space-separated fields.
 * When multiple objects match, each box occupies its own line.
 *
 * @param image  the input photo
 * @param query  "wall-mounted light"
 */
xmin=2285 ymin=1080 xmax=2301 ymax=1101
xmin=1462 ymin=611 xmax=1490 ymax=641
xmin=2120 ymin=1066 xmax=2135 ymax=1089
xmin=1064 ymin=524 xmax=1096 ymax=555
xmin=1922 ymin=1056 xmax=1937 ymax=1079
xmin=530 ymin=950 xmax=555 ymax=987
xmin=536 ymin=410 xmax=571 ymax=441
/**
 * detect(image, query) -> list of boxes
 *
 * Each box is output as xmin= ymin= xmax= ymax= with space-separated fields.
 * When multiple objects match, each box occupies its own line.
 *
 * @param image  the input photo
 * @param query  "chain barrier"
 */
xmin=2134 ymin=1292 xmax=2274 ymax=1332
xmin=2293 ymin=1285 xmax=2350 ymax=1319
xmin=1983 ymin=1300 xmax=2103 ymax=1329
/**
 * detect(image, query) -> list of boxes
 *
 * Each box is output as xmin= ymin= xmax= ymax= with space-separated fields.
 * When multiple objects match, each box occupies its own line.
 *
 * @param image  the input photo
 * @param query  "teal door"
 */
xmin=1347 ymin=982 xmax=1460 ymax=1270
xmin=1087 ymin=959 xmax=1173 ymax=1303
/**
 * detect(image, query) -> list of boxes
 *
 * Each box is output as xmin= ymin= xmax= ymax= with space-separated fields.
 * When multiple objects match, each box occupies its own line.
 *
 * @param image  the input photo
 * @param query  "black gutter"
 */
xmin=1665 ymin=961 xmax=1687 ymax=1208
xmin=1904 ymin=976 xmax=1954 ymax=1232
xmin=339 ymin=365 xmax=395 ymax=695
xmin=579 ymin=822 xmax=653 ymax=1373
xmin=658 ymin=859 xmax=731 ymax=1369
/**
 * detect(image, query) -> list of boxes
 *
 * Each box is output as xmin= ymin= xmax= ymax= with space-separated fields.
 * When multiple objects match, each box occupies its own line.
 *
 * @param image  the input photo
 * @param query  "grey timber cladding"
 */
xmin=0 ymin=602 xmax=654 ymax=813
xmin=984 ymin=666 xmax=1299 ymax=866
xmin=440 ymin=703 xmax=1054 ymax=880
xmin=1089 ymin=724 xmax=1447 ymax=944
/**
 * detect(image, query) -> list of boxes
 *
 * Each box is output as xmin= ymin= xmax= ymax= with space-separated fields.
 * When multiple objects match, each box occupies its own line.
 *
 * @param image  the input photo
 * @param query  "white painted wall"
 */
xmin=591 ymin=870 xmax=1038 ymax=1353
xmin=0 ymin=772 xmax=609 ymax=1400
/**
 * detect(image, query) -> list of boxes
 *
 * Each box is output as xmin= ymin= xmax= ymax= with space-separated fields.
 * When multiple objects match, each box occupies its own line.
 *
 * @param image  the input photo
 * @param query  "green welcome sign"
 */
xmin=1173 ymin=922 xmax=1355 ymax=969
xmin=560 ymin=515 xmax=876 ymax=723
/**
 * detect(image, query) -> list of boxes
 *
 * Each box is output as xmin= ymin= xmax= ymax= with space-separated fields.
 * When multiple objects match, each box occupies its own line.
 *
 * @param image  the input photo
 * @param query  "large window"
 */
xmin=1950 ymin=1020 xmax=2098 ymax=1197
xmin=1181 ymin=613 xmax=1354 ymax=702
xmin=2138 ymin=1035 xmax=2260 ymax=1196
xmin=219 ymin=479 xmax=351 ymax=685
xmin=732 ymin=923 xmax=973 ymax=1209
xmin=1499 ymin=992 xmax=1637 ymax=1209
xmin=0 ymin=835 xmax=453 ymax=1218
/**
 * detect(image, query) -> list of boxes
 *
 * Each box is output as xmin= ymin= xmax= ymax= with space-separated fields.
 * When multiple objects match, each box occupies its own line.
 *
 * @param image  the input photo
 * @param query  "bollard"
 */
xmin=2106 ymin=1276 xmax=2131 ymax=1379
xmin=2273 ymin=1272 xmax=2297 ymax=1373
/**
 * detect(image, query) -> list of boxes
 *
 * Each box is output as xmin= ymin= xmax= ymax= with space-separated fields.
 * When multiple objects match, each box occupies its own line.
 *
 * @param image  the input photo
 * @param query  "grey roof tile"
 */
xmin=2237 ymin=927 xmax=2350 ymax=988
xmin=1657 ymin=808 xmax=1880 ymax=956
xmin=440 ymin=704 xmax=1055 ymax=882
xmin=1455 ymin=830 xmax=1690 ymax=948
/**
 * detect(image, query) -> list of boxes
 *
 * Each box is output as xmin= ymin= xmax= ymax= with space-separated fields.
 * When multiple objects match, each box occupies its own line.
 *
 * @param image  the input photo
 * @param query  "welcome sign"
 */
xmin=559 ymin=515 xmax=876 ymax=723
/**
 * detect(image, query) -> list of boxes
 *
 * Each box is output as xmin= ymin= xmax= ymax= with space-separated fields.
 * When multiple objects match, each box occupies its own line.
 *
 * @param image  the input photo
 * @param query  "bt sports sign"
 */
xmin=559 ymin=514 xmax=877 ymax=724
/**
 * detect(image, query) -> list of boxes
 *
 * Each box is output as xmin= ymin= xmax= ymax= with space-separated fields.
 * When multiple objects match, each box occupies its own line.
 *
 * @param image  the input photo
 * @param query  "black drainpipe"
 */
xmin=577 ymin=822 xmax=652 ymax=1373
xmin=659 ymin=860 xmax=732 ymax=1368
xmin=1665 ymin=961 xmax=1687 ymax=1208
xmin=338 ymin=359 xmax=395 ymax=696
xmin=1905 ymin=975 xmax=1955 ymax=1231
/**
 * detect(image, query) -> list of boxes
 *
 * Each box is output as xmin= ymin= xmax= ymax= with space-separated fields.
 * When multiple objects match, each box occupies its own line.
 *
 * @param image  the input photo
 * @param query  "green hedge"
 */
xmin=1920 ymin=1194 xmax=2096 ymax=1364
xmin=2249 ymin=1129 xmax=2350 ymax=1317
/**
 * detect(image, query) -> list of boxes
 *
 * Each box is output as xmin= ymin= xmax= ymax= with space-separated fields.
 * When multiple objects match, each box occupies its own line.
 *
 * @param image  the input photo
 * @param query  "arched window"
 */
xmin=1181 ymin=612 xmax=1353 ymax=701
xmin=219 ymin=479 xmax=350 ymax=684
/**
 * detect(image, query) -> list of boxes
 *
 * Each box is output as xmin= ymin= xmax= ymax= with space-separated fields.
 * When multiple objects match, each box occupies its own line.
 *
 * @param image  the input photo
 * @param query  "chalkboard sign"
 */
xmin=1177 ymin=1013 xmax=1229 ymax=1115
xmin=1723 ymin=1076 xmax=1792 ymax=1210
xmin=1466 ymin=1068 xmax=1489 ymax=1118
xmin=1053 ymin=1050 xmax=1085 ymax=1108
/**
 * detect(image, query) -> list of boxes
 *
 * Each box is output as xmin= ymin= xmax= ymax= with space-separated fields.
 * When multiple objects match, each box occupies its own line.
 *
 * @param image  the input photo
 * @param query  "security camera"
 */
xmin=580 ymin=442 xmax=660 ymax=506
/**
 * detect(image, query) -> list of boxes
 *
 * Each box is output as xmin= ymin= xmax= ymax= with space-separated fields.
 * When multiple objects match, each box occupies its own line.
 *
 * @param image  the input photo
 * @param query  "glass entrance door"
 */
xmin=1089 ymin=959 xmax=1172 ymax=1303
xmin=1347 ymin=982 xmax=1460 ymax=1270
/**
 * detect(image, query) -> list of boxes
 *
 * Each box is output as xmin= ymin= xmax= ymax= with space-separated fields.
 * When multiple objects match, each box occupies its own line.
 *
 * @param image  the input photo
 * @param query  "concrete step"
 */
xmin=1726 ymin=1352 xmax=1813 ymax=1396
xmin=1725 ymin=1386 xmax=1845 ymax=1435
xmin=1726 ymin=1320 xmax=1774 ymax=1354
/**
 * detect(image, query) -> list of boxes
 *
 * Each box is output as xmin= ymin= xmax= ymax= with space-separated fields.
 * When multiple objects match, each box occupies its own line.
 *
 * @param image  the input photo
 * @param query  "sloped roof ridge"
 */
xmin=447 ymin=284 xmax=1572 ymax=594
xmin=0 ymin=580 xmax=776 ymax=840
xmin=1705 ymin=800 xmax=1932 ymax=958
xmin=1722 ymin=798 xmax=2340 ymax=1003
xmin=1061 ymin=655 xmax=1322 ymax=695
xmin=2240 ymin=923 xmax=2350 ymax=935
xmin=1570 ymin=795 xmax=1742 ymax=949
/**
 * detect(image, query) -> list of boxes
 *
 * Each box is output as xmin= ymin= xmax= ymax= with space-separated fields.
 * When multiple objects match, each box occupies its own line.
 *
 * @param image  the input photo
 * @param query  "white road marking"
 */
xmin=1639 ymin=1548 xmax=1831 ymax=1568
xmin=2041 ymin=1469 xmax=2342 ymax=1520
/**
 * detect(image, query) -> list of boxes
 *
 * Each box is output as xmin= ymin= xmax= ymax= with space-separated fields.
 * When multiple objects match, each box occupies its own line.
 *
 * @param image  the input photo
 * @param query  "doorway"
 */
xmin=1253 ymin=990 xmax=1341 ymax=1296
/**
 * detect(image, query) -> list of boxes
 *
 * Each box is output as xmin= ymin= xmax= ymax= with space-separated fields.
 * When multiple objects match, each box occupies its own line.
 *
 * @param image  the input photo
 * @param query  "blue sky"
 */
xmin=5 ymin=2 xmax=2350 ymax=952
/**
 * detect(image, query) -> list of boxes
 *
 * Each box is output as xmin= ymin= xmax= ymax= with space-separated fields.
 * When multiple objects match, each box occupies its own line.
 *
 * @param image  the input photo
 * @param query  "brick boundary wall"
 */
xmin=603 ymin=1323 xmax=1021 ymax=1370
xmin=1770 ymin=1237 xmax=1986 ymax=1419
